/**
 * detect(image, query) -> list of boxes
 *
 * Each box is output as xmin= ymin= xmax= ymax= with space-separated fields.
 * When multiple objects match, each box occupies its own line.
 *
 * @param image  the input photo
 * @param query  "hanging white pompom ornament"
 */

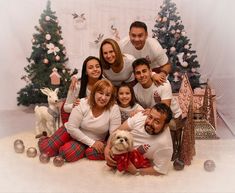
xmin=43 ymin=58 xmax=49 ymax=64
xmin=55 ymin=55 xmax=60 ymax=61
xmin=62 ymin=69 xmax=66 ymax=73
xmin=31 ymin=38 xmax=36 ymax=43
xmin=181 ymin=61 xmax=189 ymax=67
xmin=45 ymin=34 xmax=51 ymax=40
xmin=45 ymin=16 xmax=50 ymax=21
xmin=191 ymin=68 xmax=196 ymax=73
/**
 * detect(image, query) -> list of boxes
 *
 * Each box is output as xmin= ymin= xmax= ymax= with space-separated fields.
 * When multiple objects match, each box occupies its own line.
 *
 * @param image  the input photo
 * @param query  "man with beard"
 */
xmin=104 ymin=103 xmax=173 ymax=176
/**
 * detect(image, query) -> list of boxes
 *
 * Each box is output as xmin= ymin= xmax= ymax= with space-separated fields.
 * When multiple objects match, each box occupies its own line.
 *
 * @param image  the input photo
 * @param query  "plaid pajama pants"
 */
xmin=38 ymin=126 xmax=105 ymax=162
xmin=60 ymin=101 xmax=70 ymax=124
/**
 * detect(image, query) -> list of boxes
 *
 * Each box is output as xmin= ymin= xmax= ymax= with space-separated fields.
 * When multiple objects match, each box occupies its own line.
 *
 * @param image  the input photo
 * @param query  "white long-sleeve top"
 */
xmin=63 ymin=81 xmax=90 ymax=113
xmin=65 ymin=98 xmax=121 ymax=147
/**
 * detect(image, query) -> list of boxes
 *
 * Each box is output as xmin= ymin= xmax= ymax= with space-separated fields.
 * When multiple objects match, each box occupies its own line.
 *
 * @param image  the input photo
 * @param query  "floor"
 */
xmin=0 ymin=109 xmax=235 ymax=193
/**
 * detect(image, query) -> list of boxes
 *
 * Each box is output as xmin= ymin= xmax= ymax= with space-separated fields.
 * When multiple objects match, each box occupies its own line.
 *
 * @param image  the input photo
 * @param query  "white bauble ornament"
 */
xmin=62 ymin=69 xmax=66 ymax=73
xmin=45 ymin=16 xmax=50 ymax=21
xmin=31 ymin=38 xmax=36 ymax=43
xmin=173 ymin=72 xmax=180 ymax=82
xmin=184 ymin=44 xmax=189 ymax=49
xmin=55 ymin=55 xmax=60 ymax=61
xmin=43 ymin=58 xmax=49 ymax=64
xmin=191 ymin=68 xmax=196 ymax=73
xmin=59 ymin=39 xmax=64 ymax=45
xmin=171 ymin=29 xmax=176 ymax=34
xmin=162 ymin=17 xmax=167 ymax=22
xmin=170 ymin=47 xmax=176 ymax=53
xmin=181 ymin=61 xmax=189 ymax=67
xmin=181 ymin=31 xmax=186 ymax=36
xmin=176 ymin=29 xmax=181 ymax=33
xmin=45 ymin=34 xmax=51 ymax=40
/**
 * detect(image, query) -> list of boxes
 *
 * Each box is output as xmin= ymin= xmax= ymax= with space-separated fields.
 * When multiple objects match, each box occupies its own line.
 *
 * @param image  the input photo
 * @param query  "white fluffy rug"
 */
xmin=1 ymin=130 xmax=235 ymax=193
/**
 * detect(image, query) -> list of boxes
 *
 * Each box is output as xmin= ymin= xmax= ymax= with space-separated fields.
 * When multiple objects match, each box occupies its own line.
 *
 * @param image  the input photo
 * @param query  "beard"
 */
xmin=144 ymin=124 xmax=165 ymax=135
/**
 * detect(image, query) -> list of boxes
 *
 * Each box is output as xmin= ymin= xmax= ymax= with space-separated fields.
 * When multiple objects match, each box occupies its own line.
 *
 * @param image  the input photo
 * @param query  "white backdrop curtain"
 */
xmin=0 ymin=0 xmax=234 ymax=134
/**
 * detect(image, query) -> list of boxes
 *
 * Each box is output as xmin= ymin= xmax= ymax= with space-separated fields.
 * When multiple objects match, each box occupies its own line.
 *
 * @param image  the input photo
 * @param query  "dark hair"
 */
xmin=129 ymin=21 xmax=148 ymax=32
xmin=116 ymin=82 xmax=136 ymax=107
xmin=152 ymin=103 xmax=173 ymax=124
xmin=79 ymin=56 xmax=103 ymax=98
xmin=99 ymin=38 xmax=124 ymax=70
xmin=132 ymin=57 xmax=151 ymax=72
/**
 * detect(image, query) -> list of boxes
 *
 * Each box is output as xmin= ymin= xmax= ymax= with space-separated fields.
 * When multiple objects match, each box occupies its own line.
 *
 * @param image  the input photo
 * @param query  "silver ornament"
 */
xmin=26 ymin=147 xmax=37 ymax=158
xmin=53 ymin=156 xmax=65 ymax=167
xmin=39 ymin=153 xmax=50 ymax=164
xmin=204 ymin=160 xmax=216 ymax=172
xmin=14 ymin=139 xmax=24 ymax=146
xmin=14 ymin=143 xmax=25 ymax=153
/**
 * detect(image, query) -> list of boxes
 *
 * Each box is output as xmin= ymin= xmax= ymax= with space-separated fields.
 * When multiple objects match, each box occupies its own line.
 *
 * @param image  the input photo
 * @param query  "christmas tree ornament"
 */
xmin=45 ymin=34 xmax=51 ymax=40
xmin=39 ymin=153 xmax=50 ymax=163
xmin=204 ymin=160 xmax=216 ymax=172
xmin=184 ymin=44 xmax=189 ymax=49
xmin=170 ymin=47 xmax=176 ymax=53
xmin=45 ymin=16 xmax=50 ymax=21
xmin=50 ymin=68 xmax=61 ymax=85
xmin=14 ymin=139 xmax=24 ymax=146
xmin=181 ymin=61 xmax=189 ymax=68
xmin=55 ymin=55 xmax=60 ymax=61
xmin=53 ymin=156 xmax=65 ymax=167
xmin=46 ymin=43 xmax=60 ymax=55
xmin=14 ymin=142 xmax=25 ymax=153
xmin=59 ymin=39 xmax=64 ymax=45
xmin=173 ymin=158 xmax=185 ymax=170
xmin=26 ymin=147 xmax=37 ymax=158
xmin=31 ymin=38 xmax=36 ymax=43
xmin=191 ymin=68 xmax=196 ymax=73
xmin=171 ymin=29 xmax=176 ymax=34
xmin=43 ymin=58 xmax=49 ymax=64
xmin=162 ymin=17 xmax=167 ymax=22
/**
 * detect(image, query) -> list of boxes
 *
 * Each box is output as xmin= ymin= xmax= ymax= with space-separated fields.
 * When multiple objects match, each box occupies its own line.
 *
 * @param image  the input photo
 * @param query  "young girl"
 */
xmin=38 ymin=79 xmax=121 ymax=162
xmin=116 ymin=82 xmax=144 ymax=123
xmin=61 ymin=56 xmax=103 ymax=124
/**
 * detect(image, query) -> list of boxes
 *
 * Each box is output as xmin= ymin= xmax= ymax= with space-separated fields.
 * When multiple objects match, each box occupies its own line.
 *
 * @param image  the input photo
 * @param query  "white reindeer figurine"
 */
xmin=34 ymin=87 xmax=60 ymax=136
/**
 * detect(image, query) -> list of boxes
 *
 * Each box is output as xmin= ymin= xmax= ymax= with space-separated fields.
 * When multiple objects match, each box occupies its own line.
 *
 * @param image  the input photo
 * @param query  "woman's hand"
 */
xmin=126 ymin=161 xmax=138 ymax=175
xmin=92 ymin=141 xmax=105 ymax=154
xmin=104 ymin=146 xmax=117 ymax=167
xmin=69 ymin=76 xmax=78 ymax=91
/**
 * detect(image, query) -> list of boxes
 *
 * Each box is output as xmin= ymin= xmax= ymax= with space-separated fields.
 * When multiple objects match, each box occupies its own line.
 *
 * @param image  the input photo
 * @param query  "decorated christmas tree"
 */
xmin=17 ymin=0 xmax=77 ymax=106
xmin=152 ymin=0 xmax=201 ymax=93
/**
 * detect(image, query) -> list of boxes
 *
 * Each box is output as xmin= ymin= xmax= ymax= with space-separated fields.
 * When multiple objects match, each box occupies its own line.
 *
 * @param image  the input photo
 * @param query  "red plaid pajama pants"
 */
xmin=38 ymin=126 xmax=105 ymax=162
xmin=60 ymin=101 xmax=70 ymax=124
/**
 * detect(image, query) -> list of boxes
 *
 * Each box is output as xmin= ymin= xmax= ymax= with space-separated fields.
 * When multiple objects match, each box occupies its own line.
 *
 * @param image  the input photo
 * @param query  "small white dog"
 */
xmin=109 ymin=130 xmax=133 ymax=175
xmin=109 ymin=130 xmax=151 ymax=175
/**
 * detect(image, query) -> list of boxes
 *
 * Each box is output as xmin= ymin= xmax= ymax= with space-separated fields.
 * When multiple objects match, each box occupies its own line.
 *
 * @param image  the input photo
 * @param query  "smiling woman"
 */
xmin=38 ymin=79 xmax=121 ymax=163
